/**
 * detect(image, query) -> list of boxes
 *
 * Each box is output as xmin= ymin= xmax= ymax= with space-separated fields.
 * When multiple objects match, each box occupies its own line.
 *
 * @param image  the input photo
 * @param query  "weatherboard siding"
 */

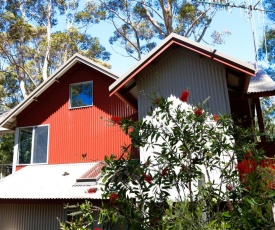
xmin=16 ymin=65 xmax=134 ymax=165
xmin=137 ymin=49 xmax=231 ymax=118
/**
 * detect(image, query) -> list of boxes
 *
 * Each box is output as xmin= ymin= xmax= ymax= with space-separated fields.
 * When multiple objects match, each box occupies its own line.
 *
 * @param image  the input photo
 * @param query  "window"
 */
xmin=69 ymin=81 xmax=93 ymax=109
xmin=17 ymin=125 xmax=49 ymax=165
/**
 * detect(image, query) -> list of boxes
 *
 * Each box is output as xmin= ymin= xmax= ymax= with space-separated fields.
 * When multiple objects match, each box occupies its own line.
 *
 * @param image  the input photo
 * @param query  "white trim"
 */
xmin=30 ymin=128 xmax=35 ymax=164
xmin=12 ymin=128 xmax=20 ymax=173
xmin=16 ymin=124 xmax=50 ymax=166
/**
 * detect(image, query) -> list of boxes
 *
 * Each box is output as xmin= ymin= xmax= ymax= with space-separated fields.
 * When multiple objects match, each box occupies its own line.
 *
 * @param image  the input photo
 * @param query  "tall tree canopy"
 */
xmin=258 ymin=0 xmax=275 ymax=78
xmin=81 ymin=0 xmax=224 ymax=60
xmin=0 ymin=0 xmax=110 ymax=107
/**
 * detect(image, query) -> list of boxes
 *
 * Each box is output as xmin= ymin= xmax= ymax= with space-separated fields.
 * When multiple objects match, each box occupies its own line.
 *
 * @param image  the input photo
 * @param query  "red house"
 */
xmin=0 ymin=54 xmax=135 ymax=229
xmin=0 ymin=33 xmax=274 ymax=229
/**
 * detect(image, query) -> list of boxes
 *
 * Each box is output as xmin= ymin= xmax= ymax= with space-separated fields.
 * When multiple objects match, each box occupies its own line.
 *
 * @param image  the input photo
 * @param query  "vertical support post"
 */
xmin=254 ymin=98 xmax=266 ymax=143
xmin=12 ymin=128 xmax=19 ymax=174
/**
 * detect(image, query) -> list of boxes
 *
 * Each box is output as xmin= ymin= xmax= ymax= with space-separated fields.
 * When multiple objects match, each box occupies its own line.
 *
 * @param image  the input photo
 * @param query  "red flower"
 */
xmin=109 ymin=193 xmax=119 ymax=204
xmin=87 ymin=188 xmax=97 ymax=194
xmin=179 ymin=90 xmax=190 ymax=102
xmin=111 ymin=116 xmax=122 ymax=124
xmin=213 ymin=114 xmax=220 ymax=122
xmin=154 ymin=98 xmax=161 ymax=105
xmin=94 ymin=228 xmax=102 ymax=230
xmin=226 ymin=184 xmax=233 ymax=191
xmin=194 ymin=108 xmax=203 ymax=117
xmin=128 ymin=127 xmax=134 ymax=134
xmin=245 ymin=151 xmax=252 ymax=159
xmin=161 ymin=167 xmax=168 ymax=176
xmin=181 ymin=165 xmax=187 ymax=171
xmin=270 ymin=183 xmax=275 ymax=190
xmin=144 ymin=174 xmax=152 ymax=183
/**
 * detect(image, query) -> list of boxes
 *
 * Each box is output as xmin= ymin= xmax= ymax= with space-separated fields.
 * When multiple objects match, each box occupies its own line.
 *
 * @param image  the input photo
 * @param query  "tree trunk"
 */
xmin=42 ymin=0 xmax=52 ymax=81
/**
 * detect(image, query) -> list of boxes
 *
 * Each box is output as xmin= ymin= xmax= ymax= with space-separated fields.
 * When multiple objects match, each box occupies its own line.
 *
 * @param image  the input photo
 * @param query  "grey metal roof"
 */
xmin=0 ymin=162 xmax=105 ymax=199
xmin=109 ymin=33 xmax=255 ymax=94
xmin=248 ymin=68 xmax=275 ymax=94
xmin=0 ymin=109 xmax=14 ymax=134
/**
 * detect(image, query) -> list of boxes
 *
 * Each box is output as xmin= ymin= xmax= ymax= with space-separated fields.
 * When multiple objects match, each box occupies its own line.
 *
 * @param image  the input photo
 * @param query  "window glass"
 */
xmin=33 ymin=126 xmax=48 ymax=163
xmin=18 ymin=128 xmax=32 ymax=164
xmin=70 ymin=81 xmax=93 ymax=108
xmin=17 ymin=126 xmax=49 ymax=165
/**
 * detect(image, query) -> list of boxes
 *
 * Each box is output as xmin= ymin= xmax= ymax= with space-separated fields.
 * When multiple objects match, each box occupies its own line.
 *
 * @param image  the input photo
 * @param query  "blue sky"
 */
xmin=95 ymin=2 xmax=267 ymax=75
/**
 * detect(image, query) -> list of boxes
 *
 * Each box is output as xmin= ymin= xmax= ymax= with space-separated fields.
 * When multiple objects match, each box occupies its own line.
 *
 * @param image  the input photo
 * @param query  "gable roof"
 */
xmin=247 ymin=68 xmax=275 ymax=97
xmin=0 ymin=54 xmax=118 ymax=131
xmin=109 ymin=33 xmax=256 ymax=97
xmin=0 ymin=162 xmax=105 ymax=199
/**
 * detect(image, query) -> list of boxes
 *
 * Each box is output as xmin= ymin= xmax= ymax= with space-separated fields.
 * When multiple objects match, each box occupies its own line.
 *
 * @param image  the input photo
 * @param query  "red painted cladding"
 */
xmin=17 ymin=64 xmax=136 ymax=164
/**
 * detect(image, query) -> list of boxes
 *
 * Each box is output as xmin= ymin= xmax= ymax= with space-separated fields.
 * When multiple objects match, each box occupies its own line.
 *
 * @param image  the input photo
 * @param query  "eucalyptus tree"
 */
xmin=92 ymin=0 xmax=220 ymax=60
xmin=258 ymin=0 xmax=275 ymax=78
xmin=0 ymin=7 xmax=38 ymax=101
xmin=0 ymin=0 xmax=109 ymax=104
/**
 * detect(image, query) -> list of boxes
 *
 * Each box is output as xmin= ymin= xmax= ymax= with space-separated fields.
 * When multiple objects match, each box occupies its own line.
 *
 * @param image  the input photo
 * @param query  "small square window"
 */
xmin=69 ymin=81 xmax=93 ymax=109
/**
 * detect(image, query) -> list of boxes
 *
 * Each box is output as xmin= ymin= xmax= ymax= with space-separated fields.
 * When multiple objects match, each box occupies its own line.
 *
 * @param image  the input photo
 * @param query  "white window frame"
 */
xmin=69 ymin=81 xmax=93 ymax=109
xmin=13 ymin=125 xmax=49 ymax=168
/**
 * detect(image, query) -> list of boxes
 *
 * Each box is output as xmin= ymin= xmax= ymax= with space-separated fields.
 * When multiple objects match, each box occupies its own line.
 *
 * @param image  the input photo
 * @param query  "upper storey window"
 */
xmin=69 ymin=81 xmax=93 ymax=109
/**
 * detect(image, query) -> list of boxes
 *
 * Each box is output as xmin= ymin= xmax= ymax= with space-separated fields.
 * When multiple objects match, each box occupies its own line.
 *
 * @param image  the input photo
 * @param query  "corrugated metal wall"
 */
xmin=17 ymin=65 xmax=135 ymax=164
xmin=137 ymin=49 xmax=231 ymax=118
xmin=0 ymin=200 xmax=110 ymax=230
xmin=0 ymin=203 xmax=64 ymax=230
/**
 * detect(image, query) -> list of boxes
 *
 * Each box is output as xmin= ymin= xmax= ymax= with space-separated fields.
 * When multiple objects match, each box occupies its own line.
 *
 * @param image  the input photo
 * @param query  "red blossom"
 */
xmin=213 ymin=114 xmax=220 ymax=122
xmin=94 ymin=228 xmax=102 ymax=230
xmin=161 ymin=167 xmax=168 ymax=176
xmin=111 ymin=116 xmax=122 ymax=124
xmin=128 ymin=127 xmax=134 ymax=134
xmin=245 ymin=151 xmax=252 ymax=159
xmin=87 ymin=188 xmax=97 ymax=194
xmin=109 ymin=193 xmax=119 ymax=204
xmin=194 ymin=108 xmax=203 ymax=117
xmin=226 ymin=184 xmax=233 ymax=191
xmin=145 ymin=160 xmax=150 ymax=167
xmin=144 ymin=174 xmax=152 ymax=183
xmin=270 ymin=183 xmax=275 ymax=190
xmin=179 ymin=90 xmax=190 ymax=102
xmin=181 ymin=165 xmax=188 ymax=171
xmin=154 ymin=98 xmax=161 ymax=105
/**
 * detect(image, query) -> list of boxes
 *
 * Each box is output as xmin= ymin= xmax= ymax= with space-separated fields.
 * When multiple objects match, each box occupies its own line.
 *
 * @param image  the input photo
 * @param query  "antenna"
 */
xmin=197 ymin=0 xmax=275 ymax=71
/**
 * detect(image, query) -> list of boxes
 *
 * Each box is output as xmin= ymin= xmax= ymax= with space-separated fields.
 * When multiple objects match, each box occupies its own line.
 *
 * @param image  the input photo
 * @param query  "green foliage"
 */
xmin=0 ymin=134 xmax=14 ymax=164
xmin=58 ymin=200 xmax=99 ymax=230
xmin=0 ymin=0 xmax=110 ymax=105
xmin=99 ymin=0 xmax=222 ymax=60
xmin=258 ymin=1 xmax=275 ymax=78
xmin=228 ymin=166 xmax=275 ymax=229
xmin=60 ymin=93 xmax=275 ymax=229
xmin=260 ymin=97 xmax=275 ymax=141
